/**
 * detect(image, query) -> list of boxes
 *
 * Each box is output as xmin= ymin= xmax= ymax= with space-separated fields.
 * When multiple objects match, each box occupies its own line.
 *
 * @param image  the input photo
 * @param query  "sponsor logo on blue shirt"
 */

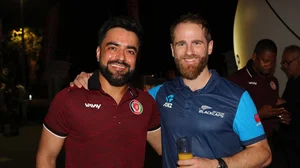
xmin=163 ymin=94 xmax=174 ymax=108
xmin=199 ymin=105 xmax=225 ymax=118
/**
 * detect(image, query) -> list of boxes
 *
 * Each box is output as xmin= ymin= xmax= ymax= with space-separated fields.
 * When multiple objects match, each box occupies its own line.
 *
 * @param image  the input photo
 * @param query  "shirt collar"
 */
xmin=245 ymin=59 xmax=257 ymax=77
xmin=175 ymin=69 xmax=220 ymax=93
xmin=88 ymin=70 xmax=138 ymax=97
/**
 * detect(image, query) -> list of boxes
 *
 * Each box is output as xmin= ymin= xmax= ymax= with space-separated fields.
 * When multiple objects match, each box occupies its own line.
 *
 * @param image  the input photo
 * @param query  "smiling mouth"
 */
xmin=109 ymin=63 xmax=128 ymax=71
xmin=183 ymin=58 xmax=198 ymax=63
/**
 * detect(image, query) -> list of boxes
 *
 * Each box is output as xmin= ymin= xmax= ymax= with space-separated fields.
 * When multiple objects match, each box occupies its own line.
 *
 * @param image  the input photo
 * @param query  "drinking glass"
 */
xmin=176 ymin=136 xmax=193 ymax=160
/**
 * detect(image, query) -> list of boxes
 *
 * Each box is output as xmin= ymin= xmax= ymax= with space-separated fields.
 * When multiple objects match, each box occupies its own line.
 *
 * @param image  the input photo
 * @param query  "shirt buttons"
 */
xmin=113 ymin=116 xmax=116 ymax=118
xmin=186 ymin=101 xmax=192 ymax=107
xmin=118 ymin=121 xmax=121 ymax=124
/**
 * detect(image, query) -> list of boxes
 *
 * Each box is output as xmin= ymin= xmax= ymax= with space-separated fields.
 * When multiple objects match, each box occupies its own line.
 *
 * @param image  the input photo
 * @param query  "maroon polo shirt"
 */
xmin=228 ymin=60 xmax=279 ymax=137
xmin=44 ymin=71 xmax=161 ymax=168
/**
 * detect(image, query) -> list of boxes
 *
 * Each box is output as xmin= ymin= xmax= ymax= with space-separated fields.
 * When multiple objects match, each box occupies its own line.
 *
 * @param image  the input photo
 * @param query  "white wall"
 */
xmin=233 ymin=0 xmax=300 ymax=96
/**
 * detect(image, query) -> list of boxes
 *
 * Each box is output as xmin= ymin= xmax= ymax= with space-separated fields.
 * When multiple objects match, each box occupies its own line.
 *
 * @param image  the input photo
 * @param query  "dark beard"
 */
xmin=99 ymin=60 xmax=134 ymax=86
xmin=174 ymin=55 xmax=208 ymax=80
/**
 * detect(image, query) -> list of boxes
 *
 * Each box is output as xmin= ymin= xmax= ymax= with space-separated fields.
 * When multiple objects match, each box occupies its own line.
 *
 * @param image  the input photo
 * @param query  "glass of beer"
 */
xmin=176 ymin=136 xmax=193 ymax=160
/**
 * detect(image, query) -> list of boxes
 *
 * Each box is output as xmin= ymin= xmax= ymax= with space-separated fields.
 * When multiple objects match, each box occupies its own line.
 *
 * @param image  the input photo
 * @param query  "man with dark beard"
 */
xmin=36 ymin=16 xmax=161 ymax=168
xmin=70 ymin=13 xmax=271 ymax=168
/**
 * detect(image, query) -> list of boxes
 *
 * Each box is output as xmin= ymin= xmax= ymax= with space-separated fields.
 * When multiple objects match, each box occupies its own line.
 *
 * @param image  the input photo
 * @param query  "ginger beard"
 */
xmin=99 ymin=59 xmax=134 ymax=86
xmin=174 ymin=53 xmax=209 ymax=80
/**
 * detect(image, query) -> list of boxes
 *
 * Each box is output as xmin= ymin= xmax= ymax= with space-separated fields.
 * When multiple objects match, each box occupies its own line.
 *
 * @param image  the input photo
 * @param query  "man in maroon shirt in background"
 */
xmin=228 ymin=39 xmax=290 ymax=168
xmin=36 ymin=16 xmax=161 ymax=168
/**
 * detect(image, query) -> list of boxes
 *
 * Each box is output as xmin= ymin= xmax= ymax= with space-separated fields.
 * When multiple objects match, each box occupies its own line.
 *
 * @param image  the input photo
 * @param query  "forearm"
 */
xmin=222 ymin=144 xmax=271 ymax=168
xmin=147 ymin=138 xmax=162 ymax=155
xmin=257 ymin=109 xmax=271 ymax=119
xmin=258 ymin=108 xmax=276 ymax=119
xmin=36 ymin=154 xmax=57 ymax=168
xmin=147 ymin=128 xmax=162 ymax=155
xmin=36 ymin=127 xmax=65 ymax=168
xmin=150 ymin=142 xmax=162 ymax=155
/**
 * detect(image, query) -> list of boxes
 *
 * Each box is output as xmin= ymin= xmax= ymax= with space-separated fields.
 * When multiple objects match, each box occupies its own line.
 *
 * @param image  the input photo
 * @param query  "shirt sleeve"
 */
xmin=43 ymin=88 xmax=71 ymax=138
xmin=233 ymin=91 xmax=266 ymax=146
xmin=229 ymin=69 xmax=253 ymax=90
xmin=147 ymin=96 xmax=161 ymax=132
xmin=148 ymin=84 xmax=163 ymax=100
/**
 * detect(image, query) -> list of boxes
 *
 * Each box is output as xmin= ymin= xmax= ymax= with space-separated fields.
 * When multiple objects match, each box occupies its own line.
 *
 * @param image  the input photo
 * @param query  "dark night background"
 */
xmin=1 ymin=0 xmax=238 ymax=79
xmin=0 ymin=0 xmax=239 ymax=167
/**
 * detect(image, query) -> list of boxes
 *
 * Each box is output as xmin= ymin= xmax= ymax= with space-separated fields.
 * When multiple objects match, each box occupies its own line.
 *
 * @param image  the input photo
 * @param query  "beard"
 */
xmin=174 ymin=54 xmax=208 ymax=80
xmin=99 ymin=60 xmax=134 ymax=86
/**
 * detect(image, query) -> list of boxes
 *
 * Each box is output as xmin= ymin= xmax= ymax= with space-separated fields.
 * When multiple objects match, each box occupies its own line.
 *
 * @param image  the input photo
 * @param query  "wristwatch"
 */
xmin=217 ymin=158 xmax=228 ymax=168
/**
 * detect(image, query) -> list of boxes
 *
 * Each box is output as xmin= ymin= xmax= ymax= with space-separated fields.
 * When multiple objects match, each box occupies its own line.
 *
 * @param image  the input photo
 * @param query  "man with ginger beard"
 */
xmin=148 ymin=13 xmax=271 ymax=168
xmin=70 ymin=13 xmax=271 ymax=168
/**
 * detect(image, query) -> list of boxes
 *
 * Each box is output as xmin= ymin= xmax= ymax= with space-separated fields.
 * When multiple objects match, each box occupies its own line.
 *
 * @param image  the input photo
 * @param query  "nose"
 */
xmin=185 ymin=44 xmax=193 ymax=56
xmin=266 ymin=61 xmax=275 ymax=69
xmin=116 ymin=49 xmax=126 ymax=61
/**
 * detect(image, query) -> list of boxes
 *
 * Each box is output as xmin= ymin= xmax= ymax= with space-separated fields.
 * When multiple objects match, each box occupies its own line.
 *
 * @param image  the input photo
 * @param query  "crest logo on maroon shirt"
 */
xmin=129 ymin=100 xmax=143 ymax=115
xmin=270 ymin=81 xmax=276 ymax=90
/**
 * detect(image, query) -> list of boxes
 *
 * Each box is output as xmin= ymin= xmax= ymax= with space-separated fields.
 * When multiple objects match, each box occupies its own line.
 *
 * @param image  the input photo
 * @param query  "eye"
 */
xmin=281 ymin=61 xmax=287 ymax=66
xmin=194 ymin=41 xmax=201 ymax=45
xmin=108 ymin=46 xmax=117 ymax=51
xmin=127 ymin=50 xmax=136 ymax=55
xmin=262 ymin=59 xmax=270 ymax=64
xmin=177 ymin=43 xmax=185 ymax=47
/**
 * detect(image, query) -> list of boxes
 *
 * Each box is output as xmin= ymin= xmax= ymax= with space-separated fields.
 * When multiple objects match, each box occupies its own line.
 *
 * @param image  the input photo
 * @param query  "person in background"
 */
xmin=228 ymin=39 xmax=290 ymax=168
xmin=36 ymin=16 xmax=161 ymax=168
xmin=280 ymin=44 xmax=300 ymax=168
xmin=71 ymin=13 xmax=272 ymax=168
xmin=165 ymin=69 xmax=177 ymax=81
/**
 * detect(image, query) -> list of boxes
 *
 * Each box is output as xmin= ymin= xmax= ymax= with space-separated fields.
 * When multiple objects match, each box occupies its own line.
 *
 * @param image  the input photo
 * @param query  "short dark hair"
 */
xmin=169 ymin=13 xmax=212 ymax=44
xmin=253 ymin=39 xmax=277 ymax=55
xmin=98 ymin=16 xmax=143 ymax=49
xmin=283 ymin=44 xmax=300 ymax=54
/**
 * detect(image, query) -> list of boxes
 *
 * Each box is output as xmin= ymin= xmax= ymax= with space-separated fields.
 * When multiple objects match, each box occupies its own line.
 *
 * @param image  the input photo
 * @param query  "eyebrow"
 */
xmin=174 ymin=39 xmax=203 ymax=45
xmin=106 ymin=41 xmax=137 ymax=52
xmin=174 ymin=40 xmax=186 ymax=45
